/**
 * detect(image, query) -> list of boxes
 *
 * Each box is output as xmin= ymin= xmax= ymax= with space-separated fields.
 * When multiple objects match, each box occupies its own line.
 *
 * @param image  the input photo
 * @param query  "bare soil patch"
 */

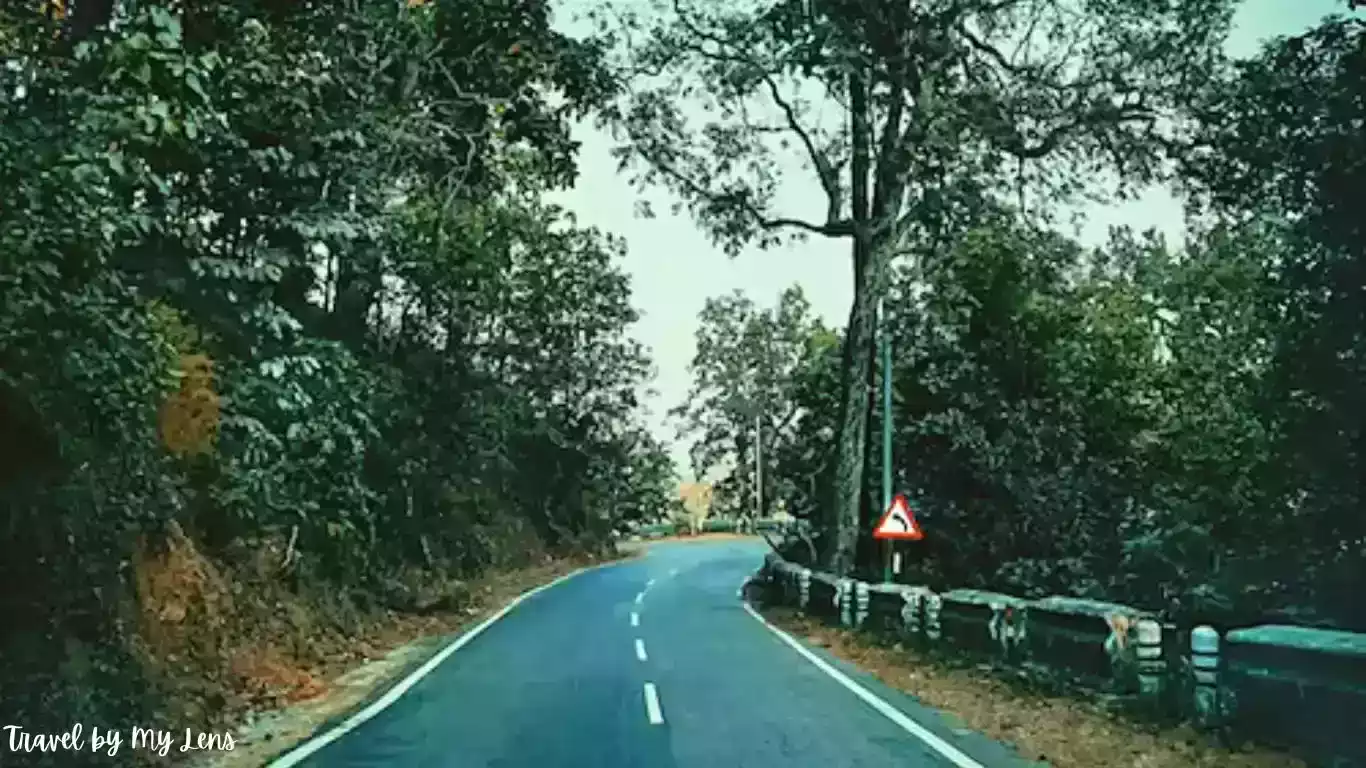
xmin=760 ymin=606 xmax=1306 ymax=768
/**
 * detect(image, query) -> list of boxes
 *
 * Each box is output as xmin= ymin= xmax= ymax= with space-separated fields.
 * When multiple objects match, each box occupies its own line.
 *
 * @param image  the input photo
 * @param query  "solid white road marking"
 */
xmin=630 ymin=612 xmax=639 ymax=627
xmin=266 ymin=561 xmax=622 ymax=768
xmin=742 ymin=602 xmax=986 ymax=768
xmin=635 ymin=638 xmax=648 ymax=661
xmin=643 ymin=683 xmax=665 ymax=725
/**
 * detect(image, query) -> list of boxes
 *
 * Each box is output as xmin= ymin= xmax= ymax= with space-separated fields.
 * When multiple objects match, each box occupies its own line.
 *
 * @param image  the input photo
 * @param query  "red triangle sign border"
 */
xmin=873 ymin=494 xmax=923 ymax=541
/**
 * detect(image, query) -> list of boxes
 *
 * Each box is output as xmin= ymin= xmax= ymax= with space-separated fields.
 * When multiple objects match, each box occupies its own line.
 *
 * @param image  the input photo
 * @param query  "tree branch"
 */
xmin=666 ymin=0 xmax=847 ymax=232
xmin=758 ymin=71 xmax=844 ymax=227
xmin=956 ymin=22 xmax=1030 ymax=77
xmin=640 ymin=145 xmax=855 ymax=237
xmin=1001 ymin=102 xmax=1156 ymax=160
xmin=872 ymin=28 xmax=915 ymax=219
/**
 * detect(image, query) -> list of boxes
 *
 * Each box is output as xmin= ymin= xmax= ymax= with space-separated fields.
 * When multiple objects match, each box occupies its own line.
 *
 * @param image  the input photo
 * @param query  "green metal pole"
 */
xmin=879 ymin=298 xmax=893 ymax=583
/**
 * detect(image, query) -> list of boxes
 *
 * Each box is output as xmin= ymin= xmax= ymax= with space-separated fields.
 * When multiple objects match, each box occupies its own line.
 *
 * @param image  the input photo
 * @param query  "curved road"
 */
xmin=273 ymin=539 xmax=1026 ymax=767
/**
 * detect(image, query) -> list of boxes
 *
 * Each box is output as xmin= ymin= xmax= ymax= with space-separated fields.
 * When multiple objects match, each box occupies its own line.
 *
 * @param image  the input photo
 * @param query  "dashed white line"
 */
xmin=634 ymin=591 xmax=644 ymax=605
xmin=742 ymin=602 xmax=985 ymax=768
xmin=635 ymin=638 xmax=648 ymax=662
xmin=630 ymin=612 xmax=639 ymax=627
xmin=669 ymin=567 xmax=679 ymax=577
xmin=642 ymin=683 xmax=665 ymax=725
xmin=646 ymin=578 xmax=656 ymax=588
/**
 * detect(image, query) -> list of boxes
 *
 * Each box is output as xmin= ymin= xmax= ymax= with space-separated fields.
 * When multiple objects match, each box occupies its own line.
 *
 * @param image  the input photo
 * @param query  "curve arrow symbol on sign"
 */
xmin=874 ymin=494 xmax=923 ymax=541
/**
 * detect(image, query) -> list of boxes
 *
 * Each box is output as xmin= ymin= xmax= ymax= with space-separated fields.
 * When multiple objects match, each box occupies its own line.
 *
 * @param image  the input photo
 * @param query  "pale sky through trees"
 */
xmin=546 ymin=0 xmax=1351 ymax=478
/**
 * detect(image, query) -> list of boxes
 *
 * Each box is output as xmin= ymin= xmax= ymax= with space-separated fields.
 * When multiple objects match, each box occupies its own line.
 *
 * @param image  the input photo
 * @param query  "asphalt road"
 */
xmin=274 ymin=539 xmax=1027 ymax=768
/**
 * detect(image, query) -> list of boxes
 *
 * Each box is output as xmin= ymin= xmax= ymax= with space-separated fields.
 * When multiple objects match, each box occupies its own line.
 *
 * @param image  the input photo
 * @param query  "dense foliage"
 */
xmin=674 ymin=10 xmax=1364 ymax=630
xmin=0 ymin=0 xmax=670 ymax=748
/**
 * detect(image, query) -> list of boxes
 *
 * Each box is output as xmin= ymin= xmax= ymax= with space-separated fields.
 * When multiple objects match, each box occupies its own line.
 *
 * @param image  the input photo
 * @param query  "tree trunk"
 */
xmin=823 ymin=67 xmax=874 ymax=577
xmin=854 ymin=356 xmax=879 ymax=577
xmin=827 ymin=248 xmax=879 ymax=576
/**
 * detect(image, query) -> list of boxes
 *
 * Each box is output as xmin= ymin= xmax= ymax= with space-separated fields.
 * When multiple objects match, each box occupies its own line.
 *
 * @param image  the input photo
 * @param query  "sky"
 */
xmin=544 ymin=0 xmax=1352 ymax=478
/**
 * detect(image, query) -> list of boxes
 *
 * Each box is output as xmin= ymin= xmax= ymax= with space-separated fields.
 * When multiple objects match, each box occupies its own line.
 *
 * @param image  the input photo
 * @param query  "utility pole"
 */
xmin=754 ymin=411 xmax=763 ymax=525
xmin=879 ymin=297 xmax=894 ymax=583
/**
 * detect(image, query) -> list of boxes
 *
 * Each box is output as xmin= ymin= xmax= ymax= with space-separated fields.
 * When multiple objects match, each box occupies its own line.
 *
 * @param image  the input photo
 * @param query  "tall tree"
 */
xmin=672 ymin=286 xmax=827 ymax=517
xmin=592 ymin=0 xmax=1235 ymax=574
xmin=1186 ymin=11 xmax=1366 ymax=624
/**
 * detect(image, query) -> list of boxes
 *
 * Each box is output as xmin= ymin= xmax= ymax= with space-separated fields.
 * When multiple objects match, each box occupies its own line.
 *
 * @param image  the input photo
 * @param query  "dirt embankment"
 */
xmin=127 ymin=520 xmax=626 ymax=767
xmin=760 ymin=607 xmax=1306 ymax=768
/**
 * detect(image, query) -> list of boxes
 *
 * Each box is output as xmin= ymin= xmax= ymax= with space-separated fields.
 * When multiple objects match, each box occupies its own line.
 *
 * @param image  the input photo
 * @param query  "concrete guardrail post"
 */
xmin=925 ymin=592 xmax=943 ymax=642
xmin=902 ymin=590 xmax=923 ymax=637
xmin=854 ymin=581 xmax=870 ymax=628
xmin=1008 ymin=604 xmax=1027 ymax=657
xmin=986 ymin=600 xmax=1026 ymax=661
xmin=1191 ymin=625 xmax=1222 ymax=728
xmin=1136 ymin=618 xmax=1164 ymax=704
xmin=798 ymin=568 xmax=812 ymax=611
xmin=837 ymin=578 xmax=852 ymax=626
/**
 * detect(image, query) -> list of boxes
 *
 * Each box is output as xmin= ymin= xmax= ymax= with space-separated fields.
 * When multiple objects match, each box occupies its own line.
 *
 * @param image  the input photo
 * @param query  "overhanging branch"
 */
xmin=1001 ymin=102 xmax=1156 ymax=160
xmin=758 ymin=72 xmax=844 ymax=226
xmin=956 ymin=23 xmax=1029 ymax=77
xmin=667 ymin=0 xmax=847 ymax=234
xmin=642 ymin=147 xmax=855 ymax=238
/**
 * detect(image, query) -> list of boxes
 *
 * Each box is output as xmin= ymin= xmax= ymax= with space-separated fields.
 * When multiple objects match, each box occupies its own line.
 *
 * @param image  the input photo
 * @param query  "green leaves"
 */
xmin=675 ymin=285 xmax=830 ymax=513
xmin=1180 ymin=15 xmax=1366 ymax=627
xmin=740 ymin=199 xmax=1358 ymax=627
xmin=0 ymin=0 xmax=657 ymax=749
xmin=595 ymin=0 xmax=1236 ymax=252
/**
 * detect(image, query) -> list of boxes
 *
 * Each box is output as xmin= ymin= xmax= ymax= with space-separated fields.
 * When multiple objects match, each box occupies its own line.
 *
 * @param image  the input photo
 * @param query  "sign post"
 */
xmin=878 ymin=297 xmax=895 ymax=582
xmin=873 ymin=494 xmax=922 ymax=584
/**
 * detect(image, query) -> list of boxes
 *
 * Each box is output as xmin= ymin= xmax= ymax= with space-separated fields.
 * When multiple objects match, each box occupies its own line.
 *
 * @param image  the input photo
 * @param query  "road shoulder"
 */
xmin=744 ymin=603 xmax=1035 ymax=768
xmin=757 ymin=606 xmax=1304 ymax=768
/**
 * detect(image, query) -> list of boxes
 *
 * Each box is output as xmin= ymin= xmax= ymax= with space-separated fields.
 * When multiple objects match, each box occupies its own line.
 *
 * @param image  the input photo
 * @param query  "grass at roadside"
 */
xmin=759 ymin=606 xmax=1306 ymax=768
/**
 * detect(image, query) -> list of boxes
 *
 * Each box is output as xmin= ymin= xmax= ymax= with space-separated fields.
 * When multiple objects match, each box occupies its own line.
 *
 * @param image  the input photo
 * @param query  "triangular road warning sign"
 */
xmin=874 ymin=494 xmax=923 ymax=541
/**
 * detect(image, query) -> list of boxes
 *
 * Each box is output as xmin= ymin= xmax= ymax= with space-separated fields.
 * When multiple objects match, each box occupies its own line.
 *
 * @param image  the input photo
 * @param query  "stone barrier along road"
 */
xmin=753 ymin=553 xmax=1366 ymax=768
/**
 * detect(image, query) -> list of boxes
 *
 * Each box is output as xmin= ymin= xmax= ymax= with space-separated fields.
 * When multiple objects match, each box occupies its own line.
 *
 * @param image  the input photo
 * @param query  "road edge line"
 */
xmin=741 ymin=601 xmax=986 ymax=768
xmin=268 ymin=558 xmax=624 ymax=767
